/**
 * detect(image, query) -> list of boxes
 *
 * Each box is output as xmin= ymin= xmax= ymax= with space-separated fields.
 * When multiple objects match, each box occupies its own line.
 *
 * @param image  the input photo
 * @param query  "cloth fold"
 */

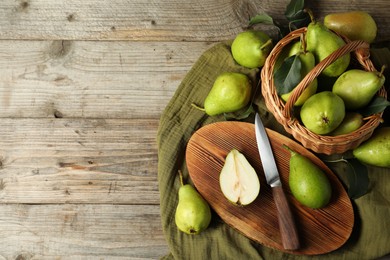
xmin=157 ymin=41 xmax=390 ymax=260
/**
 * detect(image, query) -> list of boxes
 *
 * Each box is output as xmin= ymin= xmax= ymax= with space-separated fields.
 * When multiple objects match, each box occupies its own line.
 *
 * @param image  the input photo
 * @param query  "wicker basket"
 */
xmin=261 ymin=27 xmax=387 ymax=155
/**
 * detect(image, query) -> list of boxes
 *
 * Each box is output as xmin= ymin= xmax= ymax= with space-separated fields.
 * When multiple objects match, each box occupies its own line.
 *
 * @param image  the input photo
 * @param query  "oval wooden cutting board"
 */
xmin=186 ymin=121 xmax=354 ymax=255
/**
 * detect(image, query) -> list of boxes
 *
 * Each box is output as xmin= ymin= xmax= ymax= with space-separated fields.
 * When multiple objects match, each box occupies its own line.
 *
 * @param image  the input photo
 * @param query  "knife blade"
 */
xmin=255 ymin=113 xmax=300 ymax=250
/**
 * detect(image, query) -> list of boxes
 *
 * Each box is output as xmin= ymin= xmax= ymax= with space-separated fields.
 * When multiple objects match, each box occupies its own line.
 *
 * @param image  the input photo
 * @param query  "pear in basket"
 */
xmin=306 ymin=12 xmax=350 ymax=77
xmin=281 ymin=36 xmax=318 ymax=106
xmin=332 ymin=67 xmax=386 ymax=110
xmin=300 ymin=91 xmax=345 ymax=135
xmin=329 ymin=112 xmax=364 ymax=136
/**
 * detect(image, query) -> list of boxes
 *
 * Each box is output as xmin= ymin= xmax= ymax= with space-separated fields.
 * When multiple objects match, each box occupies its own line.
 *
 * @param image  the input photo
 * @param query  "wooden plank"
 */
xmin=0 ymin=0 xmax=267 ymax=41
xmin=0 ymin=0 xmax=388 ymax=42
xmin=0 ymin=204 xmax=168 ymax=259
xmin=0 ymin=40 xmax=213 ymax=119
xmin=0 ymin=118 xmax=161 ymax=204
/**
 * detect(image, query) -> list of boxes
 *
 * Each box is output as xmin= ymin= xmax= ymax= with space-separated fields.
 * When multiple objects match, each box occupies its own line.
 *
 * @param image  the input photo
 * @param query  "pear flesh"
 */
xmin=203 ymin=72 xmax=252 ymax=116
xmin=219 ymin=149 xmax=260 ymax=206
xmin=332 ymin=69 xmax=385 ymax=110
xmin=353 ymin=127 xmax=390 ymax=168
xmin=324 ymin=11 xmax=377 ymax=43
xmin=175 ymin=173 xmax=211 ymax=235
xmin=285 ymin=145 xmax=332 ymax=209
xmin=306 ymin=21 xmax=350 ymax=77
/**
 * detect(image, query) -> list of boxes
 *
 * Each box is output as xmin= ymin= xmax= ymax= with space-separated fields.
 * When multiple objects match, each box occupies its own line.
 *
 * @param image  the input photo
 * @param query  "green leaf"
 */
xmin=284 ymin=0 xmax=310 ymax=29
xmin=345 ymin=159 xmax=369 ymax=199
xmin=249 ymin=13 xmax=274 ymax=26
xmin=285 ymin=0 xmax=305 ymax=20
xmin=274 ymin=55 xmax=302 ymax=95
xmin=249 ymin=0 xmax=309 ymax=38
xmin=249 ymin=13 xmax=290 ymax=40
xmin=359 ymin=96 xmax=390 ymax=117
xmin=289 ymin=11 xmax=311 ymax=29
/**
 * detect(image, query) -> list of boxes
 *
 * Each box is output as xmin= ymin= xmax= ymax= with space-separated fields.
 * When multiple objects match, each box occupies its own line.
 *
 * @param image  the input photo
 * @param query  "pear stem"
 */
xmin=378 ymin=65 xmax=387 ymax=78
xmin=300 ymin=33 xmax=307 ymax=54
xmin=282 ymin=144 xmax=296 ymax=155
xmin=260 ymin=39 xmax=273 ymax=51
xmin=323 ymin=158 xmax=348 ymax=163
xmin=304 ymin=8 xmax=315 ymax=23
xmin=178 ymin=170 xmax=185 ymax=186
xmin=191 ymin=103 xmax=206 ymax=112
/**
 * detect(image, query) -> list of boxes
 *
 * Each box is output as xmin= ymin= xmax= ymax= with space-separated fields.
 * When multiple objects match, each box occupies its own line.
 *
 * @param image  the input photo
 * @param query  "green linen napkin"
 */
xmin=157 ymin=41 xmax=390 ymax=260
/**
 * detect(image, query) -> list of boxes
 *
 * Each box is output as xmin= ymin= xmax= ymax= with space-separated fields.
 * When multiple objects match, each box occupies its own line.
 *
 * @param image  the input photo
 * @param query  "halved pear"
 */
xmin=219 ymin=149 xmax=260 ymax=206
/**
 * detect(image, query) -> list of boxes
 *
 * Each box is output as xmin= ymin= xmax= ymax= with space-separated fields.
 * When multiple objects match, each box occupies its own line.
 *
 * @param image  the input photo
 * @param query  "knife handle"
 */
xmin=272 ymin=186 xmax=300 ymax=250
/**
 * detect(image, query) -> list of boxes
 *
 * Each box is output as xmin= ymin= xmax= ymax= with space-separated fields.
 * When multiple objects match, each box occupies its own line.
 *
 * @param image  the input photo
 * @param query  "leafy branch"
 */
xmin=249 ymin=0 xmax=310 ymax=40
xmin=325 ymin=158 xmax=369 ymax=199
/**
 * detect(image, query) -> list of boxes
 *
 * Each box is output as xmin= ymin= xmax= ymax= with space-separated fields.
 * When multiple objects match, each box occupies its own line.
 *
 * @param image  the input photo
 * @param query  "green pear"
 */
xmin=332 ymin=68 xmax=386 ymax=110
xmin=175 ymin=171 xmax=212 ymax=235
xmin=353 ymin=127 xmax=390 ymax=168
xmin=281 ymin=50 xmax=318 ymax=106
xmin=219 ymin=149 xmax=260 ymax=206
xmin=324 ymin=11 xmax=377 ymax=43
xmin=231 ymin=30 xmax=273 ymax=69
xmin=284 ymin=145 xmax=332 ymax=209
xmin=330 ymin=112 xmax=364 ymax=136
xmin=306 ymin=19 xmax=350 ymax=77
xmin=287 ymin=40 xmax=303 ymax=57
xmin=300 ymin=91 xmax=345 ymax=135
xmin=197 ymin=72 xmax=252 ymax=116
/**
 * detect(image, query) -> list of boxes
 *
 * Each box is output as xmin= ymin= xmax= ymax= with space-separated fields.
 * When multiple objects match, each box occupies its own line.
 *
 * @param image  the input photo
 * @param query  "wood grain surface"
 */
xmin=0 ymin=0 xmax=389 ymax=42
xmin=186 ymin=122 xmax=354 ymax=255
xmin=0 ymin=0 xmax=388 ymax=258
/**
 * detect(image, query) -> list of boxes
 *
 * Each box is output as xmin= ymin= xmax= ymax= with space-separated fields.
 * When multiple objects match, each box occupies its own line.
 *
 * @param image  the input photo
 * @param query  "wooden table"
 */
xmin=0 ymin=0 xmax=388 ymax=259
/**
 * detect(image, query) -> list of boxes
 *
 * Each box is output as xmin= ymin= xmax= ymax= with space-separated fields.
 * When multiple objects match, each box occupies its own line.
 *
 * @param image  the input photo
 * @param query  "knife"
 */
xmin=255 ymin=113 xmax=300 ymax=250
